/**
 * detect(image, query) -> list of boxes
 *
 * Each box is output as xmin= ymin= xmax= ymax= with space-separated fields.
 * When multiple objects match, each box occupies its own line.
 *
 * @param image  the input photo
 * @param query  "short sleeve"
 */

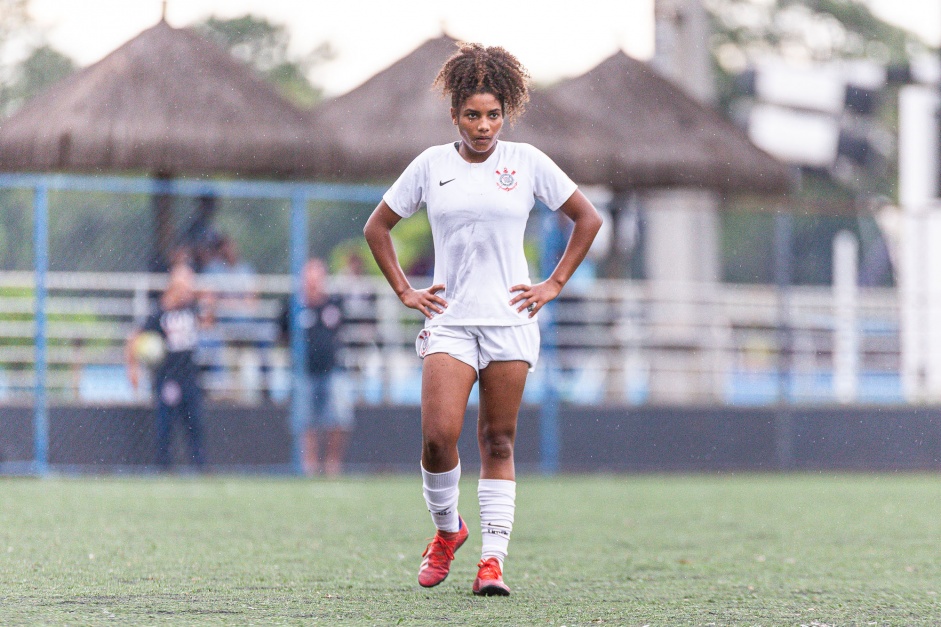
xmin=382 ymin=149 xmax=430 ymax=218
xmin=529 ymin=145 xmax=578 ymax=211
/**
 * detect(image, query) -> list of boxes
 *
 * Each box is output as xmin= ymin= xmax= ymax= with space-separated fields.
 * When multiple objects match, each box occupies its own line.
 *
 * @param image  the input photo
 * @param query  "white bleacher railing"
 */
xmin=0 ymin=271 xmax=901 ymax=406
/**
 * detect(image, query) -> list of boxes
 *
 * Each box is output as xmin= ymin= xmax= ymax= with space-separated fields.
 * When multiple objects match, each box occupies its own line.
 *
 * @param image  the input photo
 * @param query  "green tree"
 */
xmin=4 ymin=44 xmax=76 ymax=112
xmin=0 ymin=0 xmax=30 ymax=65
xmin=0 ymin=0 xmax=77 ymax=115
xmin=707 ymin=0 xmax=926 ymax=73
xmin=195 ymin=14 xmax=333 ymax=108
xmin=0 ymin=0 xmax=34 ymax=113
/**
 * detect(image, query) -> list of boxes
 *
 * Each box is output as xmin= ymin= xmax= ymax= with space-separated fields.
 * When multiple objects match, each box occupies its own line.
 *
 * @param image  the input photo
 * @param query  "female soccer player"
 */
xmin=363 ymin=42 xmax=602 ymax=596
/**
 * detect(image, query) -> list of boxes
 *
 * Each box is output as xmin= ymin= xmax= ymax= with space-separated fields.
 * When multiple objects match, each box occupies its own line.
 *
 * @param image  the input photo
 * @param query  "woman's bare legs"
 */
xmin=420 ymin=353 xmax=478 ymax=472
xmin=477 ymin=360 xmax=528 ymax=479
xmin=416 ymin=353 xmax=477 ymax=587
xmin=474 ymin=359 xmax=528 ymax=594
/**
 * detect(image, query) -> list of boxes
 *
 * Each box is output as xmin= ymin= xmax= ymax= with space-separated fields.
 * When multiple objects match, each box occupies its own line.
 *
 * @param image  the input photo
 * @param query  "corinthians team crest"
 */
xmin=495 ymin=167 xmax=518 ymax=191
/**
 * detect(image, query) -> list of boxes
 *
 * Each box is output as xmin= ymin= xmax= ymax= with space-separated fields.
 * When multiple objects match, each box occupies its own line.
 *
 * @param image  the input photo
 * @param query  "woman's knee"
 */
xmin=422 ymin=426 xmax=460 ymax=461
xmin=478 ymin=429 xmax=515 ymax=460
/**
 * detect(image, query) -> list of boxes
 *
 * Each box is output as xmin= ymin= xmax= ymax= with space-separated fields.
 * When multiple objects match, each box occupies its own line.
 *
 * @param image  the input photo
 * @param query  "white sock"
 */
xmin=421 ymin=461 xmax=462 ymax=533
xmin=478 ymin=479 xmax=516 ymax=568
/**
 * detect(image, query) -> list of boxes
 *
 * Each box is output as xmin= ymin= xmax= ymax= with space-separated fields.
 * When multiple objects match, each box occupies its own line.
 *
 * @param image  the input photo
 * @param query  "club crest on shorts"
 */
xmin=495 ymin=167 xmax=517 ymax=192
xmin=416 ymin=329 xmax=431 ymax=357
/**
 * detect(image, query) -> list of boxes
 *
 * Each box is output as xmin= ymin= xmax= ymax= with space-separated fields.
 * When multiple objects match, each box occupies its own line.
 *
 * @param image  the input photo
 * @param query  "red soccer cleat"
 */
xmin=472 ymin=557 xmax=511 ymax=596
xmin=418 ymin=516 xmax=468 ymax=588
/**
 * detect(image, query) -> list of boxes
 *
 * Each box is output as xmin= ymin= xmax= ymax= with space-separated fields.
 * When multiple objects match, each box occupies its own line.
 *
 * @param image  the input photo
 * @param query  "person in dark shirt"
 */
xmin=279 ymin=258 xmax=352 ymax=476
xmin=127 ymin=263 xmax=206 ymax=470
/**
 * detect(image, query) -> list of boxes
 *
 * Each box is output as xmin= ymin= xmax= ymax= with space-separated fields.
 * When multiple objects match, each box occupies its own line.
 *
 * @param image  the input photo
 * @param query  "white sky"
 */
xmin=25 ymin=0 xmax=941 ymax=97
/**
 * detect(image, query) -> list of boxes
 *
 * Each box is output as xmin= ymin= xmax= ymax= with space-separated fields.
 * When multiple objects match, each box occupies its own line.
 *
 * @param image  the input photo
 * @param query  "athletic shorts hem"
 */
xmin=415 ymin=324 xmax=540 ymax=375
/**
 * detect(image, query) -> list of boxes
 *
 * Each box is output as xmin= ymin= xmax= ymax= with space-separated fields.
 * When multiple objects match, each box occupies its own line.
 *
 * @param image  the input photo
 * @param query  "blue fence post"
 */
xmin=0 ymin=173 xmax=388 ymax=476
xmin=538 ymin=203 xmax=565 ymax=475
xmin=33 ymin=183 xmax=49 ymax=476
xmin=288 ymin=189 xmax=309 ymax=475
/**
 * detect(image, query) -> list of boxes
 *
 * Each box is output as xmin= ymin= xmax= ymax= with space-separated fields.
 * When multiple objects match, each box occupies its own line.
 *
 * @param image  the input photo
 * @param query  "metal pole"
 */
xmin=773 ymin=210 xmax=794 ymax=469
xmin=288 ymin=189 xmax=308 ymax=475
xmin=773 ymin=211 xmax=794 ymax=401
xmin=833 ymin=231 xmax=859 ymax=403
xmin=33 ymin=184 xmax=49 ymax=476
xmin=150 ymin=173 xmax=174 ymax=273
xmin=538 ymin=204 xmax=564 ymax=474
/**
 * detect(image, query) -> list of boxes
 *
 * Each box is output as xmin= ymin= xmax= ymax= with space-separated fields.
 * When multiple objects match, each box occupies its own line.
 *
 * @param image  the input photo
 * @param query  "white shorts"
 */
xmin=415 ymin=323 xmax=540 ymax=375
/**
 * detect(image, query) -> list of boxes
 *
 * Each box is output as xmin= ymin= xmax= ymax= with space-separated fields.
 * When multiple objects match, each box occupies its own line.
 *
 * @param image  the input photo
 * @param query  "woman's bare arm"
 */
xmin=509 ymin=189 xmax=603 ymax=317
xmin=363 ymin=200 xmax=448 ymax=319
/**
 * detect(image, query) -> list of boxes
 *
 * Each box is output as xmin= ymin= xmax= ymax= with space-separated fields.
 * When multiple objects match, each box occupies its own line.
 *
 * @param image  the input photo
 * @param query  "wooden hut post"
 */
xmin=150 ymin=171 xmax=175 ymax=272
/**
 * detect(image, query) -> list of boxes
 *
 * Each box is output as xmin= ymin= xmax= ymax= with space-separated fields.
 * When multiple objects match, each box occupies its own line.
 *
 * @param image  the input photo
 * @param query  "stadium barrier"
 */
xmin=0 ymin=172 xmax=910 ymax=474
xmin=0 ymin=270 xmax=902 ymax=407
xmin=1 ymin=404 xmax=938 ymax=474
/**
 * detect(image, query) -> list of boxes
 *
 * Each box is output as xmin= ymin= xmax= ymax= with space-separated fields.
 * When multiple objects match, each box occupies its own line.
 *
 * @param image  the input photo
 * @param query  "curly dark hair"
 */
xmin=433 ymin=42 xmax=531 ymax=122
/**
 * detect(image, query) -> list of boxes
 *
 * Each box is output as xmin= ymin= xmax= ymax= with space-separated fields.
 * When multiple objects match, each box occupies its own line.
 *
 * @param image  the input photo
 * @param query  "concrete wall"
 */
xmin=2 ymin=404 xmax=939 ymax=473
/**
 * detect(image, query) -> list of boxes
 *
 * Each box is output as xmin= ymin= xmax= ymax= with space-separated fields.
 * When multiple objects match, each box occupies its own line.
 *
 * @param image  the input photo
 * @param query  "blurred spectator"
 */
xmin=126 ymin=263 xmax=206 ymax=471
xmin=279 ymin=258 xmax=353 ymax=476
xmin=148 ymin=243 xmax=195 ymax=303
xmin=168 ymin=243 xmax=195 ymax=270
xmin=193 ymin=229 xmax=223 ymax=274
xmin=203 ymin=233 xmax=254 ymax=279
xmin=337 ymin=250 xmax=373 ymax=319
xmin=202 ymin=233 xmax=273 ymax=402
xmin=195 ymin=289 xmax=227 ymax=398
xmin=336 ymin=251 xmax=377 ymax=403
xmin=184 ymin=194 xmax=221 ymax=273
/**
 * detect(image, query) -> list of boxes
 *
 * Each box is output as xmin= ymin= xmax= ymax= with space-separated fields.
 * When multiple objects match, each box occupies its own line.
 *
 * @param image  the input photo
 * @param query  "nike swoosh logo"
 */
xmin=439 ymin=178 xmax=456 ymax=186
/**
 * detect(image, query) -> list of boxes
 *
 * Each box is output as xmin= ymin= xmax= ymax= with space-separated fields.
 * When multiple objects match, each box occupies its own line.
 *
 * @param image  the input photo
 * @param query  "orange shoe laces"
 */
xmin=477 ymin=558 xmax=502 ymax=580
xmin=423 ymin=535 xmax=456 ymax=565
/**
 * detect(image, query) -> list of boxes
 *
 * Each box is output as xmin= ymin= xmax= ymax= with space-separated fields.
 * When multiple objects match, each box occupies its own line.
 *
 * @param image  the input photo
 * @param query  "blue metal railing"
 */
xmin=32 ymin=184 xmax=49 ymax=475
xmin=3 ymin=172 xmax=385 ymax=475
xmin=5 ymin=172 xmax=573 ymax=476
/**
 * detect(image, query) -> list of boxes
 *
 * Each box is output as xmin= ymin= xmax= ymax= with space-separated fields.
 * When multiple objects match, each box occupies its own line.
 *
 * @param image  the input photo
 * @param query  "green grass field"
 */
xmin=0 ymin=473 xmax=939 ymax=626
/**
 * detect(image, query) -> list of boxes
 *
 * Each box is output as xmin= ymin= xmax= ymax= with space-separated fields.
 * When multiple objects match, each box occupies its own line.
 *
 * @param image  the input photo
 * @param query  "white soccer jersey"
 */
xmin=383 ymin=140 xmax=578 ymax=327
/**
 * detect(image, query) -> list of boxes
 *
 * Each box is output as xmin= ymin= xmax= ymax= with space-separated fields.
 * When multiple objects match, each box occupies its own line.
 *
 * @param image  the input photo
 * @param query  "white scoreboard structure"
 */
xmin=897 ymin=82 xmax=941 ymax=403
xmin=742 ymin=54 xmax=941 ymax=403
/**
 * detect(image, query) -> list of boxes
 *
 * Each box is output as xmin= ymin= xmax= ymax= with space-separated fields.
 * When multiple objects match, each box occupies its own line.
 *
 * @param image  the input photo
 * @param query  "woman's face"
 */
xmin=163 ymin=264 xmax=196 ymax=310
xmin=451 ymin=92 xmax=504 ymax=162
xmin=303 ymin=259 xmax=328 ymax=298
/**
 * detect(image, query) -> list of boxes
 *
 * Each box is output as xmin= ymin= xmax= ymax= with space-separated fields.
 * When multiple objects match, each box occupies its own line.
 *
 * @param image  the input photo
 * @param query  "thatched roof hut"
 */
xmin=541 ymin=51 xmax=793 ymax=194
xmin=308 ymin=36 xmax=791 ymax=194
xmin=503 ymin=91 xmax=624 ymax=187
xmin=307 ymin=35 xmax=623 ymax=184
xmin=306 ymin=35 xmax=459 ymax=181
xmin=0 ymin=20 xmax=318 ymax=177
